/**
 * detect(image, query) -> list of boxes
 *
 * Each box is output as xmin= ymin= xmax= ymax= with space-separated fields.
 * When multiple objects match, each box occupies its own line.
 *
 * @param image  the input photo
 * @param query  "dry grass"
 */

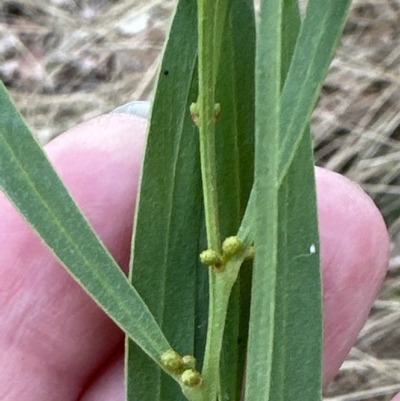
xmin=2 ymin=0 xmax=400 ymax=400
xmin=0 ymin=0 xmax=174 ymax=142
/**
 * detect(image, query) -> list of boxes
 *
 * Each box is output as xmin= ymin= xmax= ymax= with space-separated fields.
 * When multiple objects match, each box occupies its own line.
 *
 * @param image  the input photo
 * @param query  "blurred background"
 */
xmin=1 ymin=0 xmax=400 ymax=399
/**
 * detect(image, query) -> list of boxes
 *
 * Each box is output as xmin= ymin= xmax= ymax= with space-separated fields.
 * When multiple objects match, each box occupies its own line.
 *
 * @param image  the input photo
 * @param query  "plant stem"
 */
xmin=200 ymin=252 xmax=248 ymax=401
xmin=197 ymin=0 xmax=220 ymax=253
xmin=196 ymin=0 xmax=221 ymax=394
xmin=196 ymin=0 xmax=227 ymax=253
xmin=201 ymin=272 xmax=231 ymax=400
xmin=194 ymin=0 xmax=232 ymax=400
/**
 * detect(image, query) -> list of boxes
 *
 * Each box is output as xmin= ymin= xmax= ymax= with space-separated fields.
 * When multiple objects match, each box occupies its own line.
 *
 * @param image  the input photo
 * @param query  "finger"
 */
xmin=316 ymin=167 xmax=389 ymax=387
xmin=0 ymin=113 xmax=146 ymax=400
xmin=79 ymin=346 xmax=125 ymax=401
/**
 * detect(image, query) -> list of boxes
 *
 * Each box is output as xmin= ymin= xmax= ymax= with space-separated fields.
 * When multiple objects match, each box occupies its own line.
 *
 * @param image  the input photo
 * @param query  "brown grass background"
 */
xmin=1 ymin=0 xmax=400 ymax=399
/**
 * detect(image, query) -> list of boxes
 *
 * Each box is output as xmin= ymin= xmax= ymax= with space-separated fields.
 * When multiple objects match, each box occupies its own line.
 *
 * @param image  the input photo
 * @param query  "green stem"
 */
xmin=193 ymin=0 xmax=232 ymax=400
xmin=197 ymin=0 xmax=221 ymax=253
xmin=183 ymin=253 xmax=252 ymax=401
xmin=180 ymin=270 xmax=237 ymax=401
xmin=196 ymin=2 xmax=222 ymax=392
xmin=200 ymin=251 xmax=249 ymax=401
xmin=201 ymin=272 xmax=231 ymax=400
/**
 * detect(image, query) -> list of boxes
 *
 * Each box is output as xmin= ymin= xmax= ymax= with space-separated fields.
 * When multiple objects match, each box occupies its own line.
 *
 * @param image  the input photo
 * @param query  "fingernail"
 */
xmin=112 ymin=101 xmax=151 ymax=119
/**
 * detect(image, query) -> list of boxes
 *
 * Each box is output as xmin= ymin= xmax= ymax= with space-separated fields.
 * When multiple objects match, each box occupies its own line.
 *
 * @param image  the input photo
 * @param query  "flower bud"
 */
xmin=190 ymin=103 xmax=200 ymax=126
xmin=181 ymin=369 xmax=202 ymax=387
xmin=182 ymin=355 xmax=197 ymax=369
xmin=222 ymin=236 xmax=242 ymax=257
xmin=200 ymin=249 xmax=222 ymax=266
xmin=161 ymin=349 xmax=183 ymax=371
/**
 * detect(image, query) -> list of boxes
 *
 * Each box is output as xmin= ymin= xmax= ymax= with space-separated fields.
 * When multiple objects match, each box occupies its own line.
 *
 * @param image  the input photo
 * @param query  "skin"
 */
xmin=0 ymin=113 xmax=392 ymax=400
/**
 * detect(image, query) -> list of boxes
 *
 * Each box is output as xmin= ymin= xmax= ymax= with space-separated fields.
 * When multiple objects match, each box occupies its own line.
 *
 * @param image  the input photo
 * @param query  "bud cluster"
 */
xmin=199 ymin=236 xmax=243 ymax=272
xmin=161 ymin=350 xmax=202 ymax=388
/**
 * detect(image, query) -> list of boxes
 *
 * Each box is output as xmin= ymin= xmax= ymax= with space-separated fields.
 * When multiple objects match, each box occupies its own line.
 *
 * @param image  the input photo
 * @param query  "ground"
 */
xmin=1 ymin=0 xmax=400 ymax=400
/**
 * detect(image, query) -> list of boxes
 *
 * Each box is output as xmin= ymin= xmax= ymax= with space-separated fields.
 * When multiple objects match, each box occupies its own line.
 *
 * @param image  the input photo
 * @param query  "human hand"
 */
xmin=0 ymin=112 xmax=389 ymax=400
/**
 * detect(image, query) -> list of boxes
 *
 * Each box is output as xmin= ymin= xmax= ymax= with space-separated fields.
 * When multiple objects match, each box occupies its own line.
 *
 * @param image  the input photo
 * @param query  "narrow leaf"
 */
xmin=214 ymin=0 xmax=255 ymax=399
xmin=245 ymin=0 xmax=282 ymax=399
xmin=245 ymin=0 xmax=345 ymax=399
xmin=0 ymin=82 xmax=170 ymax=367
xmin=279 ymin=0 xmax=352 ymax=177
xmin=272 ymin=128 xmax=321 ymax=400
xmin=125 ymin=1 xmax=203 ymax=400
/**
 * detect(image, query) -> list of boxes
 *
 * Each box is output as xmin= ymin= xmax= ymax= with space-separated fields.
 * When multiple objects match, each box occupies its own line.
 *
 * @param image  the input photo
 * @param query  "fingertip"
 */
xmin=46 ymin=113 xmax=147 ymax=158
xmin=315 ymin=167 xmax=389 ymax=386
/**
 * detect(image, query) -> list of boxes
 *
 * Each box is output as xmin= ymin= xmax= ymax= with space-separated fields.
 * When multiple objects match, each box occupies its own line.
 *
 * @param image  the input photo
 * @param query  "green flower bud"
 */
xmin=190 ymin=102 xmax=200 ymax=126
xmin=190 ymin=102 xmax=199 ymax=114
xmin=222 ymin=236 xmax=242 ymax=257
xmin=182 ymin=355 xmax=197 ymax=370
xmin=181 ymin=369 xmax=202 ymax=387
xmin=200 ymin=249 xmax=222 ymax=266
xmin=161 ymin=349 xmax=183 ymax=371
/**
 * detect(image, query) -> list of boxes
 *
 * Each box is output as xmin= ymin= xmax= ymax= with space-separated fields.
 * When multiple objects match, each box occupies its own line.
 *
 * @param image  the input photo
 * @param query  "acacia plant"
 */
xmin=0 ymin=0 xmax=352 ymax=400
